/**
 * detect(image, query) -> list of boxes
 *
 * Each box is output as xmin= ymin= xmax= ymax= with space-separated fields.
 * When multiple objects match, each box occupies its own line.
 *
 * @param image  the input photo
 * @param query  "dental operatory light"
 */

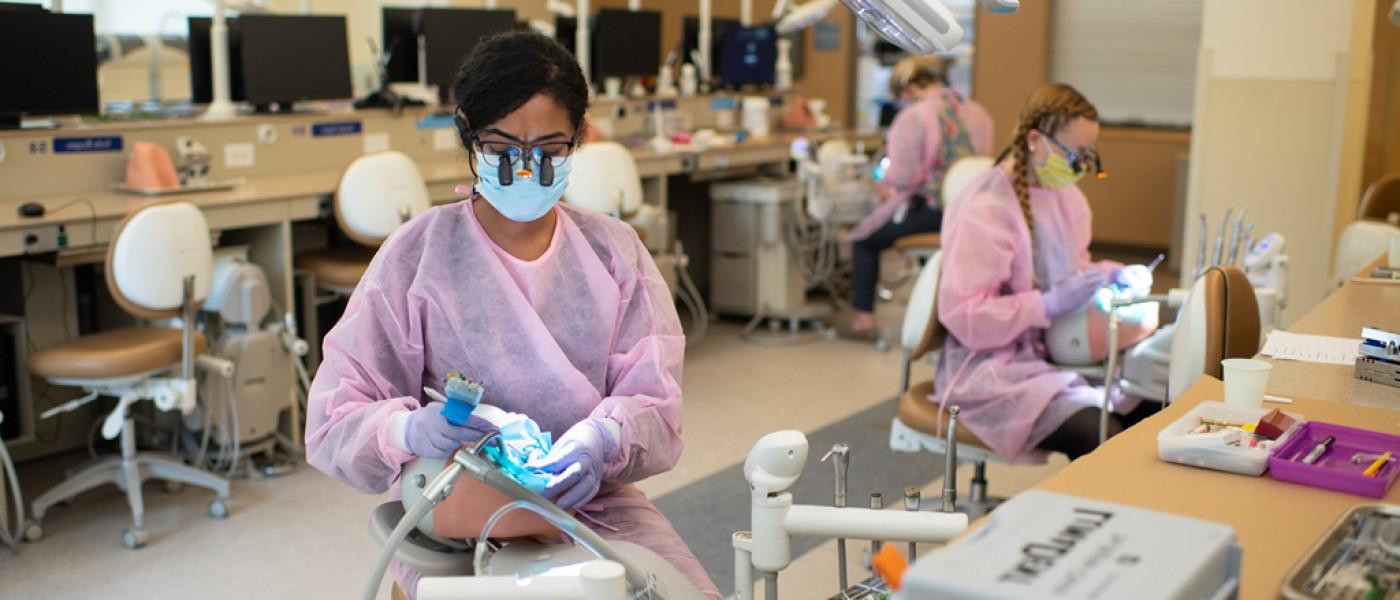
xmin=833 ymin=0 xmax=1020 ymax=54
xmin=775 ymin=0 xmax=839 ymax=34
xmin=840 ymin=0 xmax=964 ymax=54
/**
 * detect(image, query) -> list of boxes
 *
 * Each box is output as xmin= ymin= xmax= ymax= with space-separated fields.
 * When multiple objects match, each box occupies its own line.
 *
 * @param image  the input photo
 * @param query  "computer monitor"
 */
xmin=681 ymin=16 xmax=740 ymax=75
xmin=592 ymin=9 xmax=661 ymax=80
xmin=555 ymin=16 xmax=576 ymax=57
xmin=238 ymin=14 xmax=353 ymax=111
xmin=719 ymin=25 xmax=778 ymax=88
xmin=419 ymin=8 xmax=516 ymax=103
xmin=381 ymin=7 xmax=419 ymax=84
xmin=0 ymin=11 xmax=99 ymax=126
xmin=188 ymin=16 xmax=245 ymax=104
xmin=0 ymin=2 xmax=46 ymax=12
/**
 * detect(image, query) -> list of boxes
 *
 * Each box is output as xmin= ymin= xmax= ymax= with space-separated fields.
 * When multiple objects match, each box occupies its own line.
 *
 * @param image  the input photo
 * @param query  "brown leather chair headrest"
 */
xmin=1201 ymin=265 xmax=1261 ymax=379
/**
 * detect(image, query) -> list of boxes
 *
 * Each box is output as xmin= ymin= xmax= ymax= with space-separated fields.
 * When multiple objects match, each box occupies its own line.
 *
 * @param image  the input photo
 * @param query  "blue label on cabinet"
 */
xmin=311 ymin=121 xmax=363 ymax=137
xmin=415 ymin=114 xmax=457 ymax=130
xmin=709 ymin=97 xmax=738 ymax=111
xmin=53 ymin=136 xmax=122 ymax=153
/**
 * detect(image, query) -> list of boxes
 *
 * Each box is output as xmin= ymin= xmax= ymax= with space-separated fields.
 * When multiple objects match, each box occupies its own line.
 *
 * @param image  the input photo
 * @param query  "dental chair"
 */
xmin=565 ymin=141 xmax=709 ymax=341
xmin=1166 ymin=265 xmax=1262 ymax=403
xmin=887 ymin=250 xmax=1007 ymax=519
xmin=890 ymin=155 xmax=993 ymax=260
xmin=1359 ymin=172 xmax=1400 ymax=223
xmin=296 ymin=151 xmax=430 ymax=370
xmin=0 ymin=411 xmax=22 ymax=550
xmin=24 ymin=201 xmax=231 ymax=549
xmin=1333 ymin=172 xmax=1400 ymax=285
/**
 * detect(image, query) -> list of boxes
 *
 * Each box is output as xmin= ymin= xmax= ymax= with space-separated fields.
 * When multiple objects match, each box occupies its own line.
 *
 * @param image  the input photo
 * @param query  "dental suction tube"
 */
xmin=452 ymin=450 xmax=658 ymax=596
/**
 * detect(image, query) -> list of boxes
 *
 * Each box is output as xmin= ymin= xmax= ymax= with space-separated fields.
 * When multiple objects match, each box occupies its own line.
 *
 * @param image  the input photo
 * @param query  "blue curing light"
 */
xmin=442 ymin=372 xmax=483 ymax=426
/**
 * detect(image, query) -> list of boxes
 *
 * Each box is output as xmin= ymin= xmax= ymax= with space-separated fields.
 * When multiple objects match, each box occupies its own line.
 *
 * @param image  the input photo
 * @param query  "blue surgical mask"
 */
xmin=474 ymin=152 xmax=573 ymax=223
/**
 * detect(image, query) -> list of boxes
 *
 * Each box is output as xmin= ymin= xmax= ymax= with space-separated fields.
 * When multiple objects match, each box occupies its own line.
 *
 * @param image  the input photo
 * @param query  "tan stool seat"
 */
xmin=29 ymin=327 xmax=208 ymax=380
xmin=296 ymin=246 xmax=378 ymax=289
xmin=898 ymin=380 xmax=992 ymax=450
xmin=893 ymin=232 xmax=941 ymax=251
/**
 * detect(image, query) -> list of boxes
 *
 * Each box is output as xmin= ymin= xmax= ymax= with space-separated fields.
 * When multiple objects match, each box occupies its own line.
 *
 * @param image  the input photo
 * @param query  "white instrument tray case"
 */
xmin=898 ymin=490 xmax=1242 ymax=600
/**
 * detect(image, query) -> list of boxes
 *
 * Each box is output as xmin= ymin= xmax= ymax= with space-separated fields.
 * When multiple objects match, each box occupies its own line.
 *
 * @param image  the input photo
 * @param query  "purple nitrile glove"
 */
xmin=1041 ymin=269 xmax=1108 ymax=319
xmin=527 ymin=419 xmax=617 ymax=509
xmin=404 ymin=402 xmax=498 ymax=458
xmin=1112 ymin=264 xmax=1153 ymax=298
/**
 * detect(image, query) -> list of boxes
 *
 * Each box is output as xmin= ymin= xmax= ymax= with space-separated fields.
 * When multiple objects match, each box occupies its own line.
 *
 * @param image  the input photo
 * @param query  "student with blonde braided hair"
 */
xmin=929 ymin=83 xmax=1158 ymax=461
xmin=833 ymin=55 xmax=993 ymax=341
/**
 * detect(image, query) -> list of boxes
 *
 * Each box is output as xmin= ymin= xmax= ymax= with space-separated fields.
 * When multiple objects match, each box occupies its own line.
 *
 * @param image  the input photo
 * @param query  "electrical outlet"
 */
xmin=224 ymin=142 xmax=255 ymax=169
xmin=433 ymin=129 xmax=457 ymax=152
xmin=363 ymin=132 xmax=390 ymax=154
xmin=257 ymin=124 xmax=278 ymax=144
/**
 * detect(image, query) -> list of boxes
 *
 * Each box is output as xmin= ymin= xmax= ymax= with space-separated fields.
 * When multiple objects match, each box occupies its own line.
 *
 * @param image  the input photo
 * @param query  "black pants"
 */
xmin=1036 ymin=401 xmax=1162 ymax=460
xmin=851 ymin=200 xmax=941 ymax=312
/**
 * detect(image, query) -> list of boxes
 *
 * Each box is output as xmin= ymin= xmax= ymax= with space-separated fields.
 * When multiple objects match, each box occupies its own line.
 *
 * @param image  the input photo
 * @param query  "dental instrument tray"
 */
xmin=1268 ymin=421 xmax=1400 ymax=498
xmin=1281 ymin=503 xmax=1400 ymax=599
xmin=1157 ymin=401 xmax=1304 ymax=476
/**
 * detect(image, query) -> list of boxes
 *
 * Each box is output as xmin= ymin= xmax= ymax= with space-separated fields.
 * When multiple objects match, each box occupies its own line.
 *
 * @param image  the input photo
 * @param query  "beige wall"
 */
xmin=1077 ymin=128 xmax=1190 ymax=248
xmin=1184 ymin=0 xmax=1374 ymax=325
xmin=971 ymin=1 xmax=1050 ymax=151
xmin=971 ymin=2 xmax=1185 ymax=250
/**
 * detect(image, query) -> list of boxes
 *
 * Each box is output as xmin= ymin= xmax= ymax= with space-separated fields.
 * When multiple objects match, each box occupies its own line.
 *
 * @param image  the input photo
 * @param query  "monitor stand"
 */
xmin=354 ymin=87 xmax=424 ymax=111
xmin=253 ymin=102 xmax=303 ymax=115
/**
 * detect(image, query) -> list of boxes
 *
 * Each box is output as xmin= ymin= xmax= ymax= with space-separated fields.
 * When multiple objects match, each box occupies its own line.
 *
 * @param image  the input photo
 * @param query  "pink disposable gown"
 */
xmin=305 ymin=199 xmax=721 ymax=599
xmin=932 ymin=168 xmax=1135 ymax=462
xmin=846 ymin=87 xmax=994 ymax=245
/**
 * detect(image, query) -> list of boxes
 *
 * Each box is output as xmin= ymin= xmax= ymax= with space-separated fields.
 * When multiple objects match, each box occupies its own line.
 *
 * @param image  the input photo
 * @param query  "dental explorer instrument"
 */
xmin=1196 ymin=214 xmax=1208 ymax=277
xmin=821 ymin=443 xmax=851 ymax=591
xmin=1146 ymin=253 xmax=1166 ymax=274
xmin=1212 ymin=208 xmax=1233 ymax=267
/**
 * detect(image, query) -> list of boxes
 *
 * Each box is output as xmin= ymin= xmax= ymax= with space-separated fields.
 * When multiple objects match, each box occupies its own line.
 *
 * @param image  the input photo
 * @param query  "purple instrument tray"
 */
xmin=1267 ymin=421 xmax=1400 ymax=498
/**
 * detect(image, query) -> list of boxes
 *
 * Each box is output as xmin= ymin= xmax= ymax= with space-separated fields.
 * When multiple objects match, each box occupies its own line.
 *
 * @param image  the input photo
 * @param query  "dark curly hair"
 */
xmin=451 ymin=31 xmax=589 ymax=171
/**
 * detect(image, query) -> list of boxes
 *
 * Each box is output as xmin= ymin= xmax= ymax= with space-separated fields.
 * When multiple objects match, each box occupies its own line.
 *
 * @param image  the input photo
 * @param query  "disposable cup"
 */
xmin=1222 ymin=358 xmax=1272 ymax=408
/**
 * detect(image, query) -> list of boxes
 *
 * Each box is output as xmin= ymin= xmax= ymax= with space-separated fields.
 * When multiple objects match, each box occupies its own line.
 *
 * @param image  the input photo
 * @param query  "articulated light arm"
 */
xmin=824 ymin=0 xmax=1021 ymax=54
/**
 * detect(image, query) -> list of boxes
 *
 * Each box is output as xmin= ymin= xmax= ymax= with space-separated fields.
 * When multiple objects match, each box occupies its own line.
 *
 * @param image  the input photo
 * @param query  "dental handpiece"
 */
xmin=1227 ymin=207 xmax=1248 ymax=266
xmin=822 ymin=444 xmax=851 ymax=591
xmin=1212 ymin=208 xmax=1232 ymax=267
xmin=1196 ymin=214 xmax=1208 ymax=278
xmin=1239 ymin=224 xmax=1255 ymax=266
xmin=869 ymin=492 xmax=884 ymax=555
xmin=904 ymin=486 xmax=921 ymax=560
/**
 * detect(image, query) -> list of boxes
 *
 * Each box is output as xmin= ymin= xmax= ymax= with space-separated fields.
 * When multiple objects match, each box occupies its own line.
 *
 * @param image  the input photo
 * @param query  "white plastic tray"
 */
xmin=1157 ymin=401 xmax=1304 ymax=476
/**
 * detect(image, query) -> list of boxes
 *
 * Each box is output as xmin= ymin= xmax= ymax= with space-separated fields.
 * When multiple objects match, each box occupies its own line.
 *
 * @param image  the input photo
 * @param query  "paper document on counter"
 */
xmin=1260 ymin=331 xmax=1361 ymax=366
